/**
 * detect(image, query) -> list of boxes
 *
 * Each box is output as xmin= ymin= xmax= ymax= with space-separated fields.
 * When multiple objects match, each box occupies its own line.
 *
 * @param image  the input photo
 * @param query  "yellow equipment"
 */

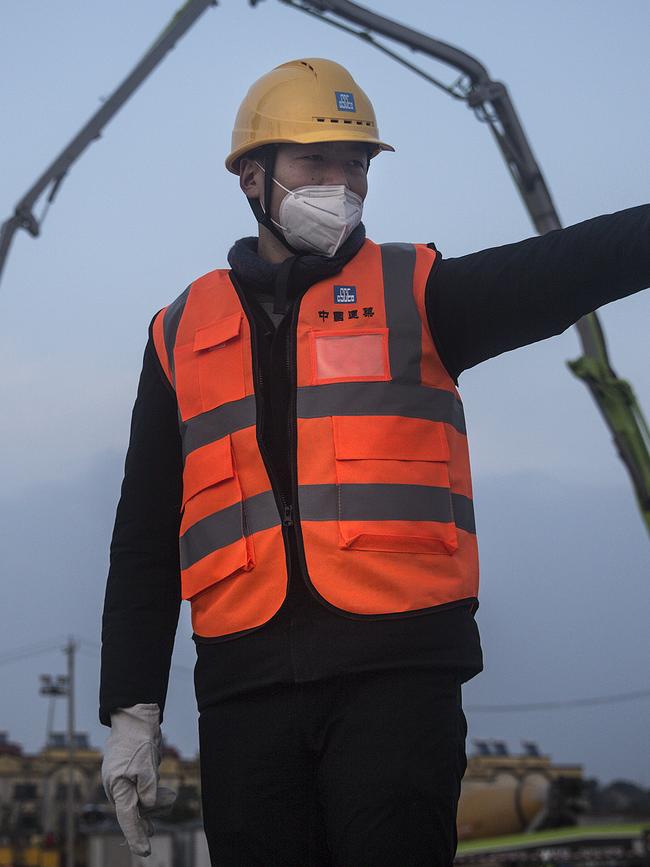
xmin=3 ymin=846 xmax=60 ymax=867
xmin=225 ymin=57 xmax=394 ymax=173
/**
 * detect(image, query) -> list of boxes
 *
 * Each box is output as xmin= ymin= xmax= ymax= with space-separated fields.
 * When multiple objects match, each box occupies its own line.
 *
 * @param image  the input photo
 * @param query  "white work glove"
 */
xmin=101 ymin=703 xmax=176 ymax=857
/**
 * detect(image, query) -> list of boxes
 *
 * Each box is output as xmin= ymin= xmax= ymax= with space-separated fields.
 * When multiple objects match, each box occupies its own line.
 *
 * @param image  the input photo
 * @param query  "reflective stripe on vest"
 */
xmin=152 ymin=239 xmax=478 ymax=638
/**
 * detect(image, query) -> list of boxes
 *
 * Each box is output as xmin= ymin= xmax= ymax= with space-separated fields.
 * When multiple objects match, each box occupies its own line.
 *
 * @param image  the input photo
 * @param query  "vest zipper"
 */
xmin=286 ymin=304 xmax=301 ymax=531
xmin=285 ymin=295 xmax=322 ymax=599
xmin=229 ymin=277 xmax=294 ymax=531
xmin=282 ymin=504 xmax=294 ymax=526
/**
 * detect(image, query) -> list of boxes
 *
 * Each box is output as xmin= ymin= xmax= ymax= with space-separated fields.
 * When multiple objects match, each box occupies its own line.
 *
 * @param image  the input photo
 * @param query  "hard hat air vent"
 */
xmin=314 ymin=117 xmax=375 ymax=127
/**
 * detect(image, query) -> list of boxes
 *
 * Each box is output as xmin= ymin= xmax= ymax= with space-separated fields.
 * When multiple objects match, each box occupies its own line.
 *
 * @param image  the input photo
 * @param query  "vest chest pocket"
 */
xmin=332 ymin=416 xmax=458 ymax=555
xmin=179 ymin=435 xmax=255 ymax=600
xmin=175 ymin=312 xmax=247 ymax=421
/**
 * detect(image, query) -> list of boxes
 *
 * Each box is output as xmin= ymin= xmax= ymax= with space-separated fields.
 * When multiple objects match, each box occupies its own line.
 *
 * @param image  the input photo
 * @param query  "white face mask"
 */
xmin=255 ymin=161 xmax=364 ymax=257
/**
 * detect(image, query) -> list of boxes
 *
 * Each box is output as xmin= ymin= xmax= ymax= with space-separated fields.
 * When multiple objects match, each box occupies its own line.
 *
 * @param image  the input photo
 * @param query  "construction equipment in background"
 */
xmin=0 ymin=839 xmax=60 ymax=867
xmin=0 ymin=0 xmax=648 ymax=533
xmin=456 ymin=742 xmax=650 ymax=865
xmin=0 ymin=0 xmax=216 ymax=286
xmin=455 ymin=824 xmax=650 ymax=866
xmin=458 ymin=740 xmax=583 ymax=840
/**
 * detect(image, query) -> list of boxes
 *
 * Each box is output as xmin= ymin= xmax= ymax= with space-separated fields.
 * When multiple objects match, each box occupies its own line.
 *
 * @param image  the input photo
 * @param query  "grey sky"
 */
xmin=1 ymin=1 xmax=648 ymax=786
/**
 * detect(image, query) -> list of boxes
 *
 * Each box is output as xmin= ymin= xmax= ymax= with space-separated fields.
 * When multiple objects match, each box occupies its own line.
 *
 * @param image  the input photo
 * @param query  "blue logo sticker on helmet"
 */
xmin=334 ymin=285 xmax=357 ymax=303
xmin=335 ymin=91 xmax=356 ymax=113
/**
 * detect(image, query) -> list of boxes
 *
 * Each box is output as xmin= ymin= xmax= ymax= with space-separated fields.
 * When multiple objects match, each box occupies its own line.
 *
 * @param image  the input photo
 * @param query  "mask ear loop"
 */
xmin=246 ymin=146 xmax=304 ymax=257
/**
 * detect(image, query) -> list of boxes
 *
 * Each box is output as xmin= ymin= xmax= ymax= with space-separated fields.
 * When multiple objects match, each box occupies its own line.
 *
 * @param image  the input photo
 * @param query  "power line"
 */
xmin=7 ymin=640 xmax=648 ymax=705
xmin=0 ymin=637 xmax=68 ymax=667
xmin=465 ymin=688 xmax=650 ymax=713
xmin=76 ymin=637 xmax=194 ymax=678
xmin=76 ymin=646 xmax=101 ymax=662
xmin=171 ymin=664 xmax=194 ymax=678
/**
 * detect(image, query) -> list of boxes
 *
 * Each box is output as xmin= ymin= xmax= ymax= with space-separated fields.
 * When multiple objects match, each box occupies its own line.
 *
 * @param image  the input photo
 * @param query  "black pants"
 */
xmin=199 ymin=668 xmax=468 ymax=866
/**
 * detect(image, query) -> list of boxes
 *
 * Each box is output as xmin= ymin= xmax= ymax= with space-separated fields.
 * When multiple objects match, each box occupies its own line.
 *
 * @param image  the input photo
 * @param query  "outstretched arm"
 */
xmin=425 ymin=204 xmax=650 ymax=381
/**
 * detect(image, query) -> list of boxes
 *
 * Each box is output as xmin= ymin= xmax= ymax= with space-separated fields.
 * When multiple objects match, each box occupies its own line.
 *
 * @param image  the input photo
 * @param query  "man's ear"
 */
xmin=239 ymin=157 xmax=263 ymax=200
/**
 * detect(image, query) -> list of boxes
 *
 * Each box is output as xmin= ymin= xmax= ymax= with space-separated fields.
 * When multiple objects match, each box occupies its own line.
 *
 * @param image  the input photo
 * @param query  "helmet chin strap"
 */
xmin=247 ymin=146 xmax=305 ymax=257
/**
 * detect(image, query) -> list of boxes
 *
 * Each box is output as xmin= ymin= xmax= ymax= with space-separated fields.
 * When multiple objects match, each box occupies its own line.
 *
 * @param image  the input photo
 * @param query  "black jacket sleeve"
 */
xmin=425 ymin=204 xmax=650 ymax=381
xmin=99 ymin=323 xmax=183 ymax=726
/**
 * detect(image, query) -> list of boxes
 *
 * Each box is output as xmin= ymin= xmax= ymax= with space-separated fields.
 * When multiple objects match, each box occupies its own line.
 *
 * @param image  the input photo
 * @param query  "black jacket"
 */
xmin=100 ymin=205 xmax=650 ymax=725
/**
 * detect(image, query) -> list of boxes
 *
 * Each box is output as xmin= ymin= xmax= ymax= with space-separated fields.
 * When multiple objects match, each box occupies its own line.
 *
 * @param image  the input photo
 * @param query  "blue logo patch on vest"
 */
xmin=334 ymin=285 xmax=357 ymax=303
xmin=335 ymin=91 xmax=356 ymax=112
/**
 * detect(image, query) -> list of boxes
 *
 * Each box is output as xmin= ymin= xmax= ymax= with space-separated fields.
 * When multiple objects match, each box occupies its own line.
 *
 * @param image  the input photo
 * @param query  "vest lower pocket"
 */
xmin=333 ymin=415 xmax=459 ymax=554
xmin=179 ymin=435 xmax=255 ymax=600
xmin=337 ymin=506 xmax=458 ymax=554
xmin=180 ymin=534 xmax=255 ymax=601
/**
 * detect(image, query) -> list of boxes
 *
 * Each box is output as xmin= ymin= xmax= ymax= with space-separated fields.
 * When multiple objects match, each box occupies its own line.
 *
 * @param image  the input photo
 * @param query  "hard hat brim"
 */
xmin=225 ymin=132 xmax=395 ymax=175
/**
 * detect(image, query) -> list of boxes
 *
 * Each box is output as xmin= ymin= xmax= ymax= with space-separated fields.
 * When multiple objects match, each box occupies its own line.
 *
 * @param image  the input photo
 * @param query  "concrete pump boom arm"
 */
xmin=0 ymin=0 xmax=217 ymax=286
xmin=266 ymin=0 xmax=650 ymax=535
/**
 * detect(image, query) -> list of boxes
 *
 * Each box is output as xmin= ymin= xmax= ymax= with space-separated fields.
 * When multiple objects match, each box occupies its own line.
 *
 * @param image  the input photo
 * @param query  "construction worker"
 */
xmin=100 ymin=58 xmax=649 ymax=866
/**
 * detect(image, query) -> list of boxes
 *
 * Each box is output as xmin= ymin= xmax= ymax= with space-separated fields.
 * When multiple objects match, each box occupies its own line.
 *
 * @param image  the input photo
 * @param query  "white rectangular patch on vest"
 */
xmin=310 ymin=328 xmax=390 ymax=383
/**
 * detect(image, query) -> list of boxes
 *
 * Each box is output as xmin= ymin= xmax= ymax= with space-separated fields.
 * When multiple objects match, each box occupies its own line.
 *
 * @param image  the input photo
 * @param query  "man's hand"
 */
xmin=101 ymin=703 xmax=176 ymax=857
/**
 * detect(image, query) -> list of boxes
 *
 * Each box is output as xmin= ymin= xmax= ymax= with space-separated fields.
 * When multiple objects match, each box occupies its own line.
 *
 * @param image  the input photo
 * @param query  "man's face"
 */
xmin=240 ymin=141 xmax=369 ymax=224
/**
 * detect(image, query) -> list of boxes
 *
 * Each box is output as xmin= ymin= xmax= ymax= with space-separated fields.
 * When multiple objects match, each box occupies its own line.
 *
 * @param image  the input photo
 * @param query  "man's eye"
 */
xmin=303 ymin=154 xmax=324 ymax=161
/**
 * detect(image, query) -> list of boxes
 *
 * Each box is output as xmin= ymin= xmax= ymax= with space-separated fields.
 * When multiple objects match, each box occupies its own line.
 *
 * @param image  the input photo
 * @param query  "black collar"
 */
xmin=227 ymin=223 xmax=367 ymax=315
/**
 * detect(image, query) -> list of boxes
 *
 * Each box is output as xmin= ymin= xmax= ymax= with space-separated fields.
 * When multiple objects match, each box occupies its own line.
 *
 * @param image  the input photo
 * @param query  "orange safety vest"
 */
xmin=152 ymin=239 xmax=479 ymax=639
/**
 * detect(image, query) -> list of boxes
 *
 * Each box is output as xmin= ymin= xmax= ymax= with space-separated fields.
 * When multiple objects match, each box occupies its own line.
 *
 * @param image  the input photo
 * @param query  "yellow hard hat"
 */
xmin=225 ymin=58 xmax=394 ymax=174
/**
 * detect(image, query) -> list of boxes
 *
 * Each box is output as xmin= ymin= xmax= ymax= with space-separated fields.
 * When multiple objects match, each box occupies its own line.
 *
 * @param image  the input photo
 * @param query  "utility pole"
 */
xmin=64 ymin=637 xmax=76 ymax=867
xmin=40 ymin=639 xmax=76 ymax=862
xmin=39 ymin=673 xmax=68 ymax=836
